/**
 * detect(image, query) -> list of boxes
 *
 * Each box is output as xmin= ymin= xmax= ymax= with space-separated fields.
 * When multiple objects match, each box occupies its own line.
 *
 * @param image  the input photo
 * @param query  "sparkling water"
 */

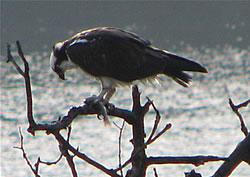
xmin=1 ymin=45 xmax=249 ymax=176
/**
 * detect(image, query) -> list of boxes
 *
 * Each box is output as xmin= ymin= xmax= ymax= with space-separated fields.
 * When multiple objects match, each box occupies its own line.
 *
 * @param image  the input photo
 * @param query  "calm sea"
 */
xmin=1 ymin=45 xmax=249 ymax=176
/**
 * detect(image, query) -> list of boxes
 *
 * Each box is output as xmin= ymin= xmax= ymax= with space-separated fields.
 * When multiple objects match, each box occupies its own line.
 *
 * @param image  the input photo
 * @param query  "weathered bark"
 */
xmin=125 ymin=86 xmax=149 ymax=177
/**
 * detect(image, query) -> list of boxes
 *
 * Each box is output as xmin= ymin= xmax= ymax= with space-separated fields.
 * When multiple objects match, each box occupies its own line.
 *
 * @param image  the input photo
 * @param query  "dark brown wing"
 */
xmin=66 ymin=28 xmax=166 ymax=82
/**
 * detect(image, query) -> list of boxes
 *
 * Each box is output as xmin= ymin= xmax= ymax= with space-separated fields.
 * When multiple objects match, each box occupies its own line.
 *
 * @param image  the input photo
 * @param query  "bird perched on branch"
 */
xmin=50 ymin=27 xmax=207 ymax=103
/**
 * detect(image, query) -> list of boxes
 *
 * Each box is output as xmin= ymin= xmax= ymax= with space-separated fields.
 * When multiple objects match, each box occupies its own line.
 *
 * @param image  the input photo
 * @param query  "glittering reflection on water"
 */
xmin=1 ymin=45 xmax=249 ymax=176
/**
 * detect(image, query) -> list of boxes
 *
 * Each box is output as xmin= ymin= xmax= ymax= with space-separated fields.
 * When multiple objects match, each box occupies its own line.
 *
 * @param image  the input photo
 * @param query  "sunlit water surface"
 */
xmin=1 ymin=45 xmax=249 ymax=176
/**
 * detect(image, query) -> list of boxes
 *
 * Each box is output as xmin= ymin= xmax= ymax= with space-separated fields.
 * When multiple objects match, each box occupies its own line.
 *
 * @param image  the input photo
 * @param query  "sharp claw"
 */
xmin=84 ymin=95 xmax=99 ymax=104
xmin=85 ymin=95 xmax=110 ymax=126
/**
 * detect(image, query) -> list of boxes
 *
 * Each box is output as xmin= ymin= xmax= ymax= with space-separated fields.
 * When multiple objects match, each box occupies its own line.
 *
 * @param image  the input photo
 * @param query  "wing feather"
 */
xmin=66 ymin=28 xmax=165 ymax=82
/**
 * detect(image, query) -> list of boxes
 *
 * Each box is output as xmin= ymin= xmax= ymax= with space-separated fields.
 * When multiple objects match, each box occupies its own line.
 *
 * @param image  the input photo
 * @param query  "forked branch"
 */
xmin=212 ymin=98 xmax=250 ymax=177
xmin=229 ymin=98 xmax=249 ymax=136
xmin=8 ymin=41 xmax=241 ymax=177
xmin=14 ymin=128 xmax=40 ymax=177
xmin=7 ymin=41 xmax=36 ymax=129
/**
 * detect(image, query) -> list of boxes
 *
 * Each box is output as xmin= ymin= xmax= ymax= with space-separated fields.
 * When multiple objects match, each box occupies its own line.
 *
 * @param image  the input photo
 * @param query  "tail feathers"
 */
xmin=171 ymin=71 xmax=192 ymax=87
xmin=164 ymin=52 xmax=208 ymax=73
xmin=162 ymin=52 xmax=207 ymax=87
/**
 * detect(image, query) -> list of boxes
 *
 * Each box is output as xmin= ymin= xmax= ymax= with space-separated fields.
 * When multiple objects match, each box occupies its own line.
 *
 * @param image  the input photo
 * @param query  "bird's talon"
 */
xmin=97 ymin=114 xmax=102 ymax=120
xmin=84 ymin=96 xmax=110 ymax=125
xmin=106 ymin=103 xmax=115 ymax=110
xmin=84 ymin=95 xmax=101 ymax=105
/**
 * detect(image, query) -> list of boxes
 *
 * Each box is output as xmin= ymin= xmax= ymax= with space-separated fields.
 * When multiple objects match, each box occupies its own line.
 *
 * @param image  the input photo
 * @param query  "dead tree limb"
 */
xmin=7 ymin=41 xmax=36 ymax=129
xmin=7 ymin=41 xmax=121 ymax=177
xmin=53 ymin=131 xmax=120 ymax=177
xmin=147 ymin=156 xmax=227 ymax=167
xmin=153 ymin=168 xmax=159 ymax=177
xmin=229 ymin=98 xmax=249 ymax=136
xmin=14 ymin=128 xmax=40 ymax=177
xmin=213 ymin=133 xmax=250 ymax=177
xmin=145 ymin=97 xmax=161 ymax=145
xmin=114 ymin=120 xmax=126 ymax=177
xmin=8 ymin=41 xmax=229 ymax=177
xmin=213 ymin=99 xmax=250 ymax=177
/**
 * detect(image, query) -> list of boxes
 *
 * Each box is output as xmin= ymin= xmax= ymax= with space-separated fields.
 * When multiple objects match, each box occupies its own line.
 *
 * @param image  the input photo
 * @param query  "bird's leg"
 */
xmin=84 ymin=91 xmax=110 ymax=126
xmin=103 ymin=87 xmax=116 ymax=104
xmin=96 ymin=87 xmax=110 ymax=125
xmin=97 ymin=88 xmax=109 ymax=101
xmin=98 ymin=78 xmax=116 ymax=103
xmin=84 ymin=87 xmax=111 ymax=126
xmin=85 ymin=87 xmax=109 ymax=103
xmin=85 ymin=79 xmax=117 ymax=125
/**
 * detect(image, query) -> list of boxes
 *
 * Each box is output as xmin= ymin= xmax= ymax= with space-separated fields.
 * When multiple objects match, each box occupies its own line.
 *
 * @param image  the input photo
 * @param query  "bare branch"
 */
xmin=63 ymin=148 xmax=78 ymax=177
xmin=114 ymin=155 xmax=132 ymax=172
xmin=57 ymin=129 xmax=78 ymax=177
xmin=115 ymin=97 xmax=171 ymax=173
xmin=7 ymin=41 xmax=123 ymax=177
xmin=153 ymin=168 xmax=159 ymax=177
xmin=53 ymin=132 xmax=121 ymax=177
xmin=213 ymin=133 xmax=250 ymax=177
xmin=7 ymin=42 xmax=36 ymax=133
xmin=16 ymin=40 xmax=29 ymax=69
xmin=232 ymin=98 xmax=250 ymax=109
xmin=67 ymin=126 xmax=72 ymax=142
xmin=14 ymin=128 xmax=40 ymax=177
xmin=6 ymin=41 xmax=136 ymax=133
xmin=229 ymin=98 xmax=249 ymax=136
xmin=145 ymin=97 xmax=161 ymax=146
xmin=115 ymin=120 xmax=125 ymax=177
xmin=37 ymin=155 xmax=63 ymax=166
xmin=23 ymin=104 xmax=136 ymax=135
xmin=146 ymin=123 xmax=172 ymax=146
xmin=144 ymin=97 xmax=171 ymax=147
xmin=132 ymin=85 xmax=141 ymax=112
xmin=147 ymin=155 xmax=226 ymax=167
xmin=7 ymin=43 xmax=25 ymax=76
xmin=9 ymin=41 xmax=248 ymax=177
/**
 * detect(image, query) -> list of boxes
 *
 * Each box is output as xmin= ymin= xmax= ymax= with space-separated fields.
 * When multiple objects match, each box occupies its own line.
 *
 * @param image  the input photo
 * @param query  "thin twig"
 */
xmin=6 ymin=43 xmax=25 ymax=76
xmin=37 ymin=155 xmax=63 ymax=166
xmin=15 ymin=128 xmax=63 ymax=176
xmin=153 ymin=168 xmax=159 ymax=177
xmin=114 ymin=156 xmax=131 ymax=172
xmin=14 ymin=128 xmax=40 ymax=177
xmin=147 ymin=155 xmax=227 ymax=166
xmin=67 ymin=126 xmax=72 ymax=142
xmin=145 ymin=97 xmax=161 ymax=146
xmin=34 ymin=154 xmax=63 ymax=173
xmin=147 ymin=123 xmax=172 ymax=146
xmin=114 ymin=123 xmax=171 ymax=172
xmin=16 ymin=41 xmax=29 ymax=68
xmin=53 ymin=132 xmax=120 ymax=177
xmin=7 ymin=42 xmax=36 ymax=133
xmin=114 ymin=120 xmax=125 ymax=177
xmin=115 ymin=99 xmax=171 ymax=172
xmin=229 ymin=98 xmax=249 ymax=136
xmin=57 ymin=131 xmax=78 ymax=177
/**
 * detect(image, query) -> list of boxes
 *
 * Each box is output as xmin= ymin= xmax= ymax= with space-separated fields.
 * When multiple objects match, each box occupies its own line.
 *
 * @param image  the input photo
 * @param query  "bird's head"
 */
xmin=50 ymin=41 xmax=76 ymax=80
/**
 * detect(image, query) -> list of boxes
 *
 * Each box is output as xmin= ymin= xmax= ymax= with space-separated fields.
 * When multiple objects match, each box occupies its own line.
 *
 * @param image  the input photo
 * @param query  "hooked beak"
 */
xmin=54 ymin=66 xmax=66 ymax=80
xmin=58 ymin=71 xmax=66 ymax=80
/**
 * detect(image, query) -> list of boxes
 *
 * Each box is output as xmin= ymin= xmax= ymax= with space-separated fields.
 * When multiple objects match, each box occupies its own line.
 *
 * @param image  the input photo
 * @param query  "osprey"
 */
xmin=50 ymin=27 xmax=207 ymax=102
